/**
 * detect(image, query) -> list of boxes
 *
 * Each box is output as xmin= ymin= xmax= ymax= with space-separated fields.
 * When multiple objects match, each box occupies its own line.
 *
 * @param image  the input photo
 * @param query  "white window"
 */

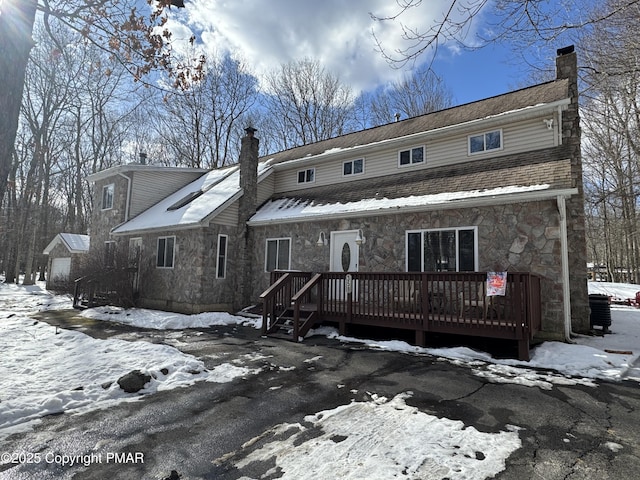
xmin=297 ymin=168 xmax=315 ymax=184
xmin=343 ymin=158 xmax=364 ymax=176
xmin=216 ymin=234 xmax=228 ymax=279
xmin=156 ymin=236 xmax=175 ymax=268
xmin=102 ymin=184 xmax=114 ymax=210
xmin=398 ymin=146 xmax=425 ymax=167
xmin=406 ymin=227 xmax=477 ymax=272
xmin=265 ymin=238 xmax=291 ymax=272
xmin=469 ymin=130 xmax=502 ymax=155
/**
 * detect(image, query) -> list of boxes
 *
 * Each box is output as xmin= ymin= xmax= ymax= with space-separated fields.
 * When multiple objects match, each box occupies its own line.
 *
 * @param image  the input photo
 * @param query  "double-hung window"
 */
xmin=102 ymin=184 xmax=114 ymax=210
xmin=265 ymin=238 xmax=291 ymax=272
xmin=398 ymin=146 xmax=425 ymax=167
xmin=469 ymin=130 xmax=502 ymax=154
xmin=406 ymin=227 xmax=477 ymax=272
xmin=343 ymin=158 xmax=364 ymax=176
xmin=156 ymin=236 xmax=175 ymax=268
xmin=297 ymin=168 xmax=315 ymax=184
xmin=216 ymin=235 xmax=228 ymax=279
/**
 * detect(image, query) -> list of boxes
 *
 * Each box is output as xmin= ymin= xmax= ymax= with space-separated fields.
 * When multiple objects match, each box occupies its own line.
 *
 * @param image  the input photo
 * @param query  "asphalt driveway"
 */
xmin=1 ymin=310 xmax=639 ymax=479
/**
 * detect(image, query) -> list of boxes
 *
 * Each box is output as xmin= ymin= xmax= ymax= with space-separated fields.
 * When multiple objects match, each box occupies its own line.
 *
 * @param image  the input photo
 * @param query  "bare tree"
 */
xmin=157 ymin=55 xmax=258 ymax=168
xmin=580 ymin=1 xmax=640 ymax=282
xmin=0 ymin=0 xmax=194 ymax=206
xmin=262 ymin=59 xmax=356 ymax=150
xmin=367 ymin=66 xmax=453 ymax=126
xmin=370 ymin=0 xmax=640 ymax=68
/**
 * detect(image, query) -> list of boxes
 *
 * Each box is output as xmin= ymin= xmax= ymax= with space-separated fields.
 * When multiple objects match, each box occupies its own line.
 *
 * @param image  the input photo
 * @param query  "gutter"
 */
xmin=117 ymin=172 xmax=132 ymax=223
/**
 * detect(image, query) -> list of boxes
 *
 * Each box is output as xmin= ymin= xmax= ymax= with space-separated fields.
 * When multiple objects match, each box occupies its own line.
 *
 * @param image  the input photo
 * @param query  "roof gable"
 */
xmin=43 ymin=233 xmax=90 ymax=254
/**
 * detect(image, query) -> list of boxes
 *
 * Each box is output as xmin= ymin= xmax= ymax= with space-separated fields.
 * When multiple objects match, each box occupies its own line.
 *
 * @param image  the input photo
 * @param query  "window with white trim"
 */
xmin=469 ymin=130 xmax=502 ymax=154
xmin=156 ymin=236 xmax=175 ymax=268
xmin=406 ymin=227 xmax=477 ymax=272
xmin=297 ymin=168 xmax=315 ymax=184
xmin=216 ymin=234 xmax=228 ymax=279
xmin=102 ymin=184 xmax=114 ymax=210
xmin=343 ymin=158 xmax=364 ymax=176
xmin=265 ymin=238 xmax=291 ymax=272
xmin=398 ymin=146 xmax=425 ymax=167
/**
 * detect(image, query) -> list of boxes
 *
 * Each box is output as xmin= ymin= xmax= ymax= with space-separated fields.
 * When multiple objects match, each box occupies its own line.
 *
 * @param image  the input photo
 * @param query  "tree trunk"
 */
xmin=0 ymin=0 xmax=37 ymax=206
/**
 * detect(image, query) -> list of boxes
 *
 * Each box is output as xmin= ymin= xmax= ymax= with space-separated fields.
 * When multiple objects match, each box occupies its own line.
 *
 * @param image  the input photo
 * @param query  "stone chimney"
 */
xmin=238 ymin=127 xmax=259 ymax=222
xmin=235 ymin=127 xmax=259 ymax=311
xmin=556 ymin=45 xmax=590 ymax=332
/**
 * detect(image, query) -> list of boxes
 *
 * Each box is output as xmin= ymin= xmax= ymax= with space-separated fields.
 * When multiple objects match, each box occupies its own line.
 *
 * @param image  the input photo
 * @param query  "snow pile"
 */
xmin=230 ymin=392 xmax=521 ymax=479
xmin=0 ymin=282 xmax=261 ymax=439
xmin=80 ymin=305 xmax=261 ymax=330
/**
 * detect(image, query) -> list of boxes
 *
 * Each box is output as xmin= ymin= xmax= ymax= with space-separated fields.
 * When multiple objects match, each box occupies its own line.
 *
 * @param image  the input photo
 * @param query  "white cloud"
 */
xmin=173 ymin=0 xmax=473 ymax=93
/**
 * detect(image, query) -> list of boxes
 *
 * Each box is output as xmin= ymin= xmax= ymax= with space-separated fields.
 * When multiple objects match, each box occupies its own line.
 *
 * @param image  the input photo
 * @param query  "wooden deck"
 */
xmin=260 ymin=271 xmax=542 ymax=361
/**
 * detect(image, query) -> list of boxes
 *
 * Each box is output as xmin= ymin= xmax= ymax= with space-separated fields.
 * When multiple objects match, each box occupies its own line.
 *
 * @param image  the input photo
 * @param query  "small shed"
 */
xmin=43 ymin=233 xmax=90 ymax=288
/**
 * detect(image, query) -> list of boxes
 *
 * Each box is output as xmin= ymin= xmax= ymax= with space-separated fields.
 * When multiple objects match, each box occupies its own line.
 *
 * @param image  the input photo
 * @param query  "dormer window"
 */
xmin=469 ymin=130 xmax=502 ymax=154
xmin=297 ymin=168 xmax=315 ymax=184
xmin=398 ymin=146 xmax=424 ymax=167
xmin=343 ymin=158 xmax=364 ymax=176
xmin=102 ymin=184 xmax=114 ymax=210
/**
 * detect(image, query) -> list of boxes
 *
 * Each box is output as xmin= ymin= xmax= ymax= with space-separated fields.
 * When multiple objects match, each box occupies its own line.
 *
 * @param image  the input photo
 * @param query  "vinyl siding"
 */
xmin=129 ymin=171 xmax=207 ymax=217
xmin=273 ymin=116 xmax=556 ymax=194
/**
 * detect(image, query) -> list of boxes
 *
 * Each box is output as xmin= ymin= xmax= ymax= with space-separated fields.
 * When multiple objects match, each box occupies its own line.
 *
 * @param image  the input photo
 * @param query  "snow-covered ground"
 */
xmin=1 ymin=279 xmax=639 ymax=479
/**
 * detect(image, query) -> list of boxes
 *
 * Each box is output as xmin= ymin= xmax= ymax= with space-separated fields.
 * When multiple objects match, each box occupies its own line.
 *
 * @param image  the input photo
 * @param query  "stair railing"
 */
xmin=290 ymin=273 xmax=322 ymax=340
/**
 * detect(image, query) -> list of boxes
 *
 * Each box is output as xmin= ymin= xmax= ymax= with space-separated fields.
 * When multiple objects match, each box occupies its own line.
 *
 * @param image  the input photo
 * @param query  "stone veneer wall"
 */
xmin=89 ymin=176 xmax=129 ymax=257
xmin=249 ymin=199 xmax=568 ymax=338
xmin=131 ymin=224 xmax=237 ymax=314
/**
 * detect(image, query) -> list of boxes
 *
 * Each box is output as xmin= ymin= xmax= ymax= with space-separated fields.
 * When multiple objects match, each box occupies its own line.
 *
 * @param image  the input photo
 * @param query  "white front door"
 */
xmin=329 ymin=231 xmax=360 ymax=299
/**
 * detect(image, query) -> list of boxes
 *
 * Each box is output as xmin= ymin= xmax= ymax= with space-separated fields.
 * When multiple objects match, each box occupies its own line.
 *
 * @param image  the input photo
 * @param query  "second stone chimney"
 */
xmin=238 ymin=126 xmax=259 ymax=223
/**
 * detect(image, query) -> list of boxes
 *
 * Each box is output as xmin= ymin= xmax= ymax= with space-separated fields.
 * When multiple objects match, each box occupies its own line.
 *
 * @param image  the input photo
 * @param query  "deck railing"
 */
xmin=259 ymin=271 xmax=542 ymax=360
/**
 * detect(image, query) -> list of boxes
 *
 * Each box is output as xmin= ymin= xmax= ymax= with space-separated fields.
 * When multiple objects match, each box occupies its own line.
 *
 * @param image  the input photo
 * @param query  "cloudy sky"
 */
xmin=167 ymin=0 xmax=532 ymax=105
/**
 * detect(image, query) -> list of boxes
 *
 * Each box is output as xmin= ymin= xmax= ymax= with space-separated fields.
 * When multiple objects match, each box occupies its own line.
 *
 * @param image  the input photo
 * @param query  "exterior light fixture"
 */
xmin=316 ymin=231 xmax=327 ymax=247
xmin=355 ymin=229 xmax=366 ymax=246
xmin=544 ymin=118 xmax=554 ymax=130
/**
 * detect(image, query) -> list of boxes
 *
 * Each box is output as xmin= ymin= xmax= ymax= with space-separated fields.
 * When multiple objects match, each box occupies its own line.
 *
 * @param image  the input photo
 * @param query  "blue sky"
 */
xmin=168 ymin=1 xmax=557 ymax=107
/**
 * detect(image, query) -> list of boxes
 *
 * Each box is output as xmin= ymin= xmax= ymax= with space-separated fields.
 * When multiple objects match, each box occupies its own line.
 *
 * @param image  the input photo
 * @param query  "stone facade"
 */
xmin=249 ymin=198 xmax=569 ymax=338
xmin=129 ymin=224 xmax=238 ymax=314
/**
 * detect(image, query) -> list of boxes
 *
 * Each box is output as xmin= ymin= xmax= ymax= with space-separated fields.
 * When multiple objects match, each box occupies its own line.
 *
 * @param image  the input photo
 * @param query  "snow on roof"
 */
xmin=249 ymin=184 xmax=554 ymax=225
xmin=112 ymin=166 xmax=240 ymax=234
xmin=111 ymin=162 xmax=272 ymax=234
xmin=43 ymin=233 xmax=90 ymax=254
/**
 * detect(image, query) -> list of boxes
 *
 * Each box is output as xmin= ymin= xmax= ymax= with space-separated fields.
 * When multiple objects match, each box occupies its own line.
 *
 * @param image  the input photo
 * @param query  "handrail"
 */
xmin=292 ymin=273 xmax=322 ymax=340
xmin=259 ymin=272 xmax=292 ymax=335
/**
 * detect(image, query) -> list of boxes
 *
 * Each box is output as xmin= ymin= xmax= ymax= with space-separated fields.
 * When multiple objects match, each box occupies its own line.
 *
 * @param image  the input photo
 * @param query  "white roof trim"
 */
xmin=247 ymin=186 xmax=579 ymax=226
xmin=87 ymin=164 xmax=209 ymax=183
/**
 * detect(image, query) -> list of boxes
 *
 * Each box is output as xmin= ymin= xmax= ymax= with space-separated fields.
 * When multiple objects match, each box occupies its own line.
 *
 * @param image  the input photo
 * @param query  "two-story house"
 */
xmin=81 ymin=46 xmax=588 ymax=359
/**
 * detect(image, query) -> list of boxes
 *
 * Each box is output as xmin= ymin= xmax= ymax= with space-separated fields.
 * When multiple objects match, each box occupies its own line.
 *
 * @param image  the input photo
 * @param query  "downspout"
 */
xmin=117 ymin=173 xmax=132 ymax=222
xmin=557 ymin=195 xmax=574 ymax=342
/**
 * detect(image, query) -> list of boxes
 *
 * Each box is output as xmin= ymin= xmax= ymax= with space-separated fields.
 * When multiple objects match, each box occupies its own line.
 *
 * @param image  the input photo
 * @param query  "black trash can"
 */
xmin=589 ymin=294 xmax=612 ymax=333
